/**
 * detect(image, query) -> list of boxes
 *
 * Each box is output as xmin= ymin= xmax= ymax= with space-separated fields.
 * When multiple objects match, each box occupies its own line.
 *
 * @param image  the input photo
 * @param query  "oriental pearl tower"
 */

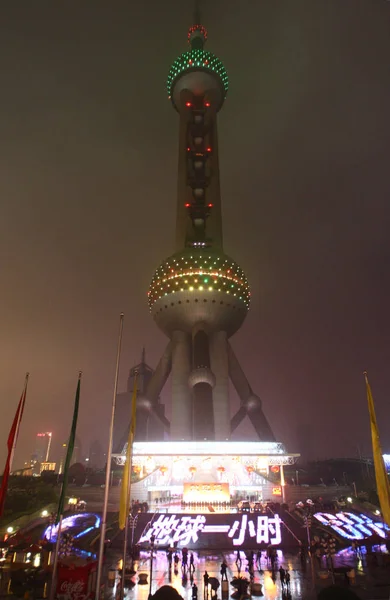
xmin=139 ymin=12 xmax=275 ymax=443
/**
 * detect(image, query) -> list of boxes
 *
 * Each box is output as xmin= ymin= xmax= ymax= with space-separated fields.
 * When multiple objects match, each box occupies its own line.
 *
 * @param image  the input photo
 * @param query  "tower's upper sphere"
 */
xmin=148 ymin=248 xmax=250 ymax=338
xmin=167 ymin=24 xmax=228 ymax=112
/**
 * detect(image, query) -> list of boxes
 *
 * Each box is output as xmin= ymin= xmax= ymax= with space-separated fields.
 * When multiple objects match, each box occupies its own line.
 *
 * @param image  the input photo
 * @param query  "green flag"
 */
xmin=56 ymin=373 xmax=82 ymax=523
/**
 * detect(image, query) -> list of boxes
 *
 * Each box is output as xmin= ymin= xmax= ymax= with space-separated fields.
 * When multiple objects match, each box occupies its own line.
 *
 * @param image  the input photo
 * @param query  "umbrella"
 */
xmin=208 ymin=577 xmax=220 ymax=591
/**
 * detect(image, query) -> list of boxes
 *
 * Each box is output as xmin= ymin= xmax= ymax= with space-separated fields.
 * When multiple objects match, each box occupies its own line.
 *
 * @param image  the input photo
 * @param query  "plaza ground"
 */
xmin=105 ymin=548 xmax=390 ymax=600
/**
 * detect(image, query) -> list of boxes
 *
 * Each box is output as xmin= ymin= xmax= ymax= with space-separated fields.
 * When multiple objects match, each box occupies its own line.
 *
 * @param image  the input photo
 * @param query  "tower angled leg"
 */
xmin=144 ymin=341 xmax=172 ymax=404
xmin=228 ymin=343 xmax=275 ymax=441
xmin=142 ymin=341 xmax=172 ymax=433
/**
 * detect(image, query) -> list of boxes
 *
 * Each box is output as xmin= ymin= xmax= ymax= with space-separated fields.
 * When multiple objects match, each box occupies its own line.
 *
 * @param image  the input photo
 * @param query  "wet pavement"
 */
xmin=105 ymin=547 xmax=390 ymax=600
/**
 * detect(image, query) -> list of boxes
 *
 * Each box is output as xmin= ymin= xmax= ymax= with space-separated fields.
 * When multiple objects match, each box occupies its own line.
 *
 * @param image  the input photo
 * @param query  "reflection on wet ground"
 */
xmin=106 ymin=546 xmax=390 ymax=600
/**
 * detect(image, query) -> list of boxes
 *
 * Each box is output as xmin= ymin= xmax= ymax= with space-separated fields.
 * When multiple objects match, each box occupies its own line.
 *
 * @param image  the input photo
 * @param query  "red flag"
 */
xmin=0 ymin=381 xmax=28 ymax=516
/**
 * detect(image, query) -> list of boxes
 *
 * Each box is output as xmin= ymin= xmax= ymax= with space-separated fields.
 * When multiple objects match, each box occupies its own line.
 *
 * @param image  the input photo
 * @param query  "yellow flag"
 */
xmin=119 ymin=373 xmax=138 ymax=530
xmin=365 ymin=372 xmax=390 ymax=526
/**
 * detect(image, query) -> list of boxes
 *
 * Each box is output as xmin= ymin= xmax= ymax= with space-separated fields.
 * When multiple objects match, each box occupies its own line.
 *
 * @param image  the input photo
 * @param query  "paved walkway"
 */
xmin=104 ymin=548 xmax=390 ymax=600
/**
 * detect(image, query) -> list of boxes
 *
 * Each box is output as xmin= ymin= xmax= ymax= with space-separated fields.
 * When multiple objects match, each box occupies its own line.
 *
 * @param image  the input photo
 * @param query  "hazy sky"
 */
xmin=1 ymin=0 xmax=389 ymax=469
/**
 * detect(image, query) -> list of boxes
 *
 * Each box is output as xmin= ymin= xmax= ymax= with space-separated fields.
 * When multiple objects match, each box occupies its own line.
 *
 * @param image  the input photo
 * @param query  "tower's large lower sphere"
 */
xmin=148 ymin=248 xmax=250 ymax=338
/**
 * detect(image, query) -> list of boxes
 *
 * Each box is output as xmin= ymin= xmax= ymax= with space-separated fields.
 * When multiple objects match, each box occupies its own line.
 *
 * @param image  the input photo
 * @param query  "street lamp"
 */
xmin=148 ymin=535 xmax=155 ymax=600
xmin=129 ymin=514 xmax=138 ymax=566
xmin=321 ymin=535 xmax=336 ymax=583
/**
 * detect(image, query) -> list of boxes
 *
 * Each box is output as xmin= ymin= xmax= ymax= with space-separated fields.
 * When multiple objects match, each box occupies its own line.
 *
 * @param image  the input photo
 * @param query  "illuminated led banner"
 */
xmin=136 ymin=513 xmax=296 ymax=549
xmin=44 ymin=513 xmax=101 ymax=542
xmin=314 ymin=512 xmax=389 ymax=540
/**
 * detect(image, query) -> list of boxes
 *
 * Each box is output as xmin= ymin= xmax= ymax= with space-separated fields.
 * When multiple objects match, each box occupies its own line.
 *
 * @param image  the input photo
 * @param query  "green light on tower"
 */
xmin=167 ymin=49 xmax=228 ymax=99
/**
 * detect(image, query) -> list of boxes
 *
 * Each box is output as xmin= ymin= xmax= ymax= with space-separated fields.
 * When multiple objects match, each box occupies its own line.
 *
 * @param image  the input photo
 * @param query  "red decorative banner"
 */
xmin=57 ymin=563 xmax=96 ymax=600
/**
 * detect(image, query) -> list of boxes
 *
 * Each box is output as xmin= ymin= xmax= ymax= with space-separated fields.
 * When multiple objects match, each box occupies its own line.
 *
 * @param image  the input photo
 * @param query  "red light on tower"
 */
xmin=185 ymin=203 xmax=191 ymax=208
xmin=206 ymin=147 xmax=212 ymax=152
xmin=186 ymin=147 xmax=191 ymax=152
xmin=208 ymin=203 xmax=213 ymax=208
xmin=185 ymin=102 xmax=192 ymax=107
xmin=204 ymin=102 xmax=210 ymax=107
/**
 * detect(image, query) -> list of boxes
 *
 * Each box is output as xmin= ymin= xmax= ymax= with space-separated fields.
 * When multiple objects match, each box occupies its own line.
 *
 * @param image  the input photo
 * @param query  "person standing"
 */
xmin=189 ymin=553 xmax=195 ymax=573
xmin=203 ymin=571 xmax=209 ymax=598
xmin=220 ymin=561 xmax=228 ymax=581
xmin=285 ymin=570 xmax=290 ymax=589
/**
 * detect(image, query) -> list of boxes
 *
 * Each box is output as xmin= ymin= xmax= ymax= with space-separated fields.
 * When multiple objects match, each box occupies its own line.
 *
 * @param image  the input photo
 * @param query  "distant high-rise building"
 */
xmin=113 ymin=349 xmax=166 ymax=453
xmin=40 ymin=462 xmax=56 ymax=474
xmin=58 ymin=442 xmax=67 ymax=474
xmin=31 ymin=432 xmax=52 ymax=464
xmin=73 ymin=437 xmax=82 ymax=465
xmin=89 ymin=440 xmax=104 ymax=469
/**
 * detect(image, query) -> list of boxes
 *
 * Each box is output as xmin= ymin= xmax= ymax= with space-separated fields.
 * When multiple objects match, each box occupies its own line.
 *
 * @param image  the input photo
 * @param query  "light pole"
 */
xmin=280 ymin=464 xmax=286 ymax=503
xmin=129 ymin=514 xmax=138 ymax=567
xmin=321 ymin=535 xmax=336 ymax=584
xmin=298 ymin=500 xmax=315 ymax=588
xmin=148 ymin=535 xmax=155 ymax=600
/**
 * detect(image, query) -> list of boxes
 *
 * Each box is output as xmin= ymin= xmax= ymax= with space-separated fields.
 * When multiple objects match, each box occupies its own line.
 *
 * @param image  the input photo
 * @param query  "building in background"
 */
xmin=113 ymin=349 xmax=166 ymax=454
xmin=88 ymin=440 xmax=104 ymax=469
xmin=31 ymin=432 xmax=52 ymax=465
xmin=40 ymin=462 xmax=56 ymax=474
xmin=73 ymin=437 xmax=82 ymax=465
xmin=112 ymin=17 xmax=298 ymax=504
xmin=58 ymin=442 xmax=67 ymax=475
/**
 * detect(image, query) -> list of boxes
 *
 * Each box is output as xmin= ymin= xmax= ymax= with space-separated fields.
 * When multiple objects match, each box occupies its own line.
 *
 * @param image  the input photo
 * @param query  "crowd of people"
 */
xmin=131 ymin=499 xmax=149 ymax=514
xmin=159 ymin=547 xmax=295 ymax=599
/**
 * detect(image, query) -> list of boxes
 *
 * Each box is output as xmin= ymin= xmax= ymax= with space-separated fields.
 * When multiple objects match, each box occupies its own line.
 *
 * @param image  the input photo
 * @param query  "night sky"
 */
xmin=1 ymin=1 xmax=389 ymax=469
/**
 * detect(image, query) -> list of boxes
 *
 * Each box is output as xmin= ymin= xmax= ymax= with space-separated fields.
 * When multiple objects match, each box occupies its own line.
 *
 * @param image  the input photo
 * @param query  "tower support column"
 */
xmin=171 ymin=330 xmax=192 ymax=440
xmin=210 ymin=330 xmax=230 ymax=440
xmin=189 ymin=325 xmax=215 ymax=440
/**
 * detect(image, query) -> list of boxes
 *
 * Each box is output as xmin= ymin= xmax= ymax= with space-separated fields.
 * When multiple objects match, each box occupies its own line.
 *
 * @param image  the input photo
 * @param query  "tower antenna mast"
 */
xmin=193 ymin=0 xmax=201 ymax=23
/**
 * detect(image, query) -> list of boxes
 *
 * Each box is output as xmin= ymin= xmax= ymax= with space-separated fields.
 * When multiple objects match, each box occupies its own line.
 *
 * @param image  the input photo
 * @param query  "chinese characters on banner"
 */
xmin=138 ymin=514 xmax=282 ymax=547
xmin=228 ymin=514 xmax=282 ymax=546
xmin=140 ymin=515 xmax=207 ymax=546
xmin=183 ymin=482 xmax=230 ymax=503
xmin=314 ymin=512 xmax=389 ymax=540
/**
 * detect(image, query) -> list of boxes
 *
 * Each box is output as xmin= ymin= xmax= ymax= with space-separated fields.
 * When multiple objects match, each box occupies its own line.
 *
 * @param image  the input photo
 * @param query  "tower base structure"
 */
xmin=112 ymin=440 xmax=299 ymax=507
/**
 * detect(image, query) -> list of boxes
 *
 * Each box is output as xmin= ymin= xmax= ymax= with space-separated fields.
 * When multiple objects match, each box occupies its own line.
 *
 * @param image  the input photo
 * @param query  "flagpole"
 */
xmin=121 ymin=496 xmax=130 ymax=600
xmin=49 ymin=371 xmax=82 ymax=600
xmin=120 ymin=372 xmax=138 ymax=600
xmin=364 ymin=371 xmax=390 ymax=529
xmin=9 ymin=373 xmax=29 ymax=474
xmin=95 ymin=313 xmax=124 ymax=600
xmin=0 ymin=372 xmax=30 ymax=518
xmin=49 ymin=515 xmax=63 ymax=600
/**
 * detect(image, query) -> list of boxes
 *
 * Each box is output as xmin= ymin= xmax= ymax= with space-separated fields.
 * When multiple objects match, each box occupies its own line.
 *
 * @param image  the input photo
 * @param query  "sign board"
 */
xmin=183 ymin=482 xmax=230 ymax=503
xmin=57 ymin=562 xmax=96 ymax=600
xmin=136 ymin=513 xmax=294 ymax=549
xmin=314 ymin=512 xmax=389 ymax=540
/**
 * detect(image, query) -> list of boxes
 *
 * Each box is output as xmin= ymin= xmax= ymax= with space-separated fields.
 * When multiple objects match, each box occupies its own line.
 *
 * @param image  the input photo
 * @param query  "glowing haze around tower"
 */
xmin=134 ymin=20 xmax=276 ymax=443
